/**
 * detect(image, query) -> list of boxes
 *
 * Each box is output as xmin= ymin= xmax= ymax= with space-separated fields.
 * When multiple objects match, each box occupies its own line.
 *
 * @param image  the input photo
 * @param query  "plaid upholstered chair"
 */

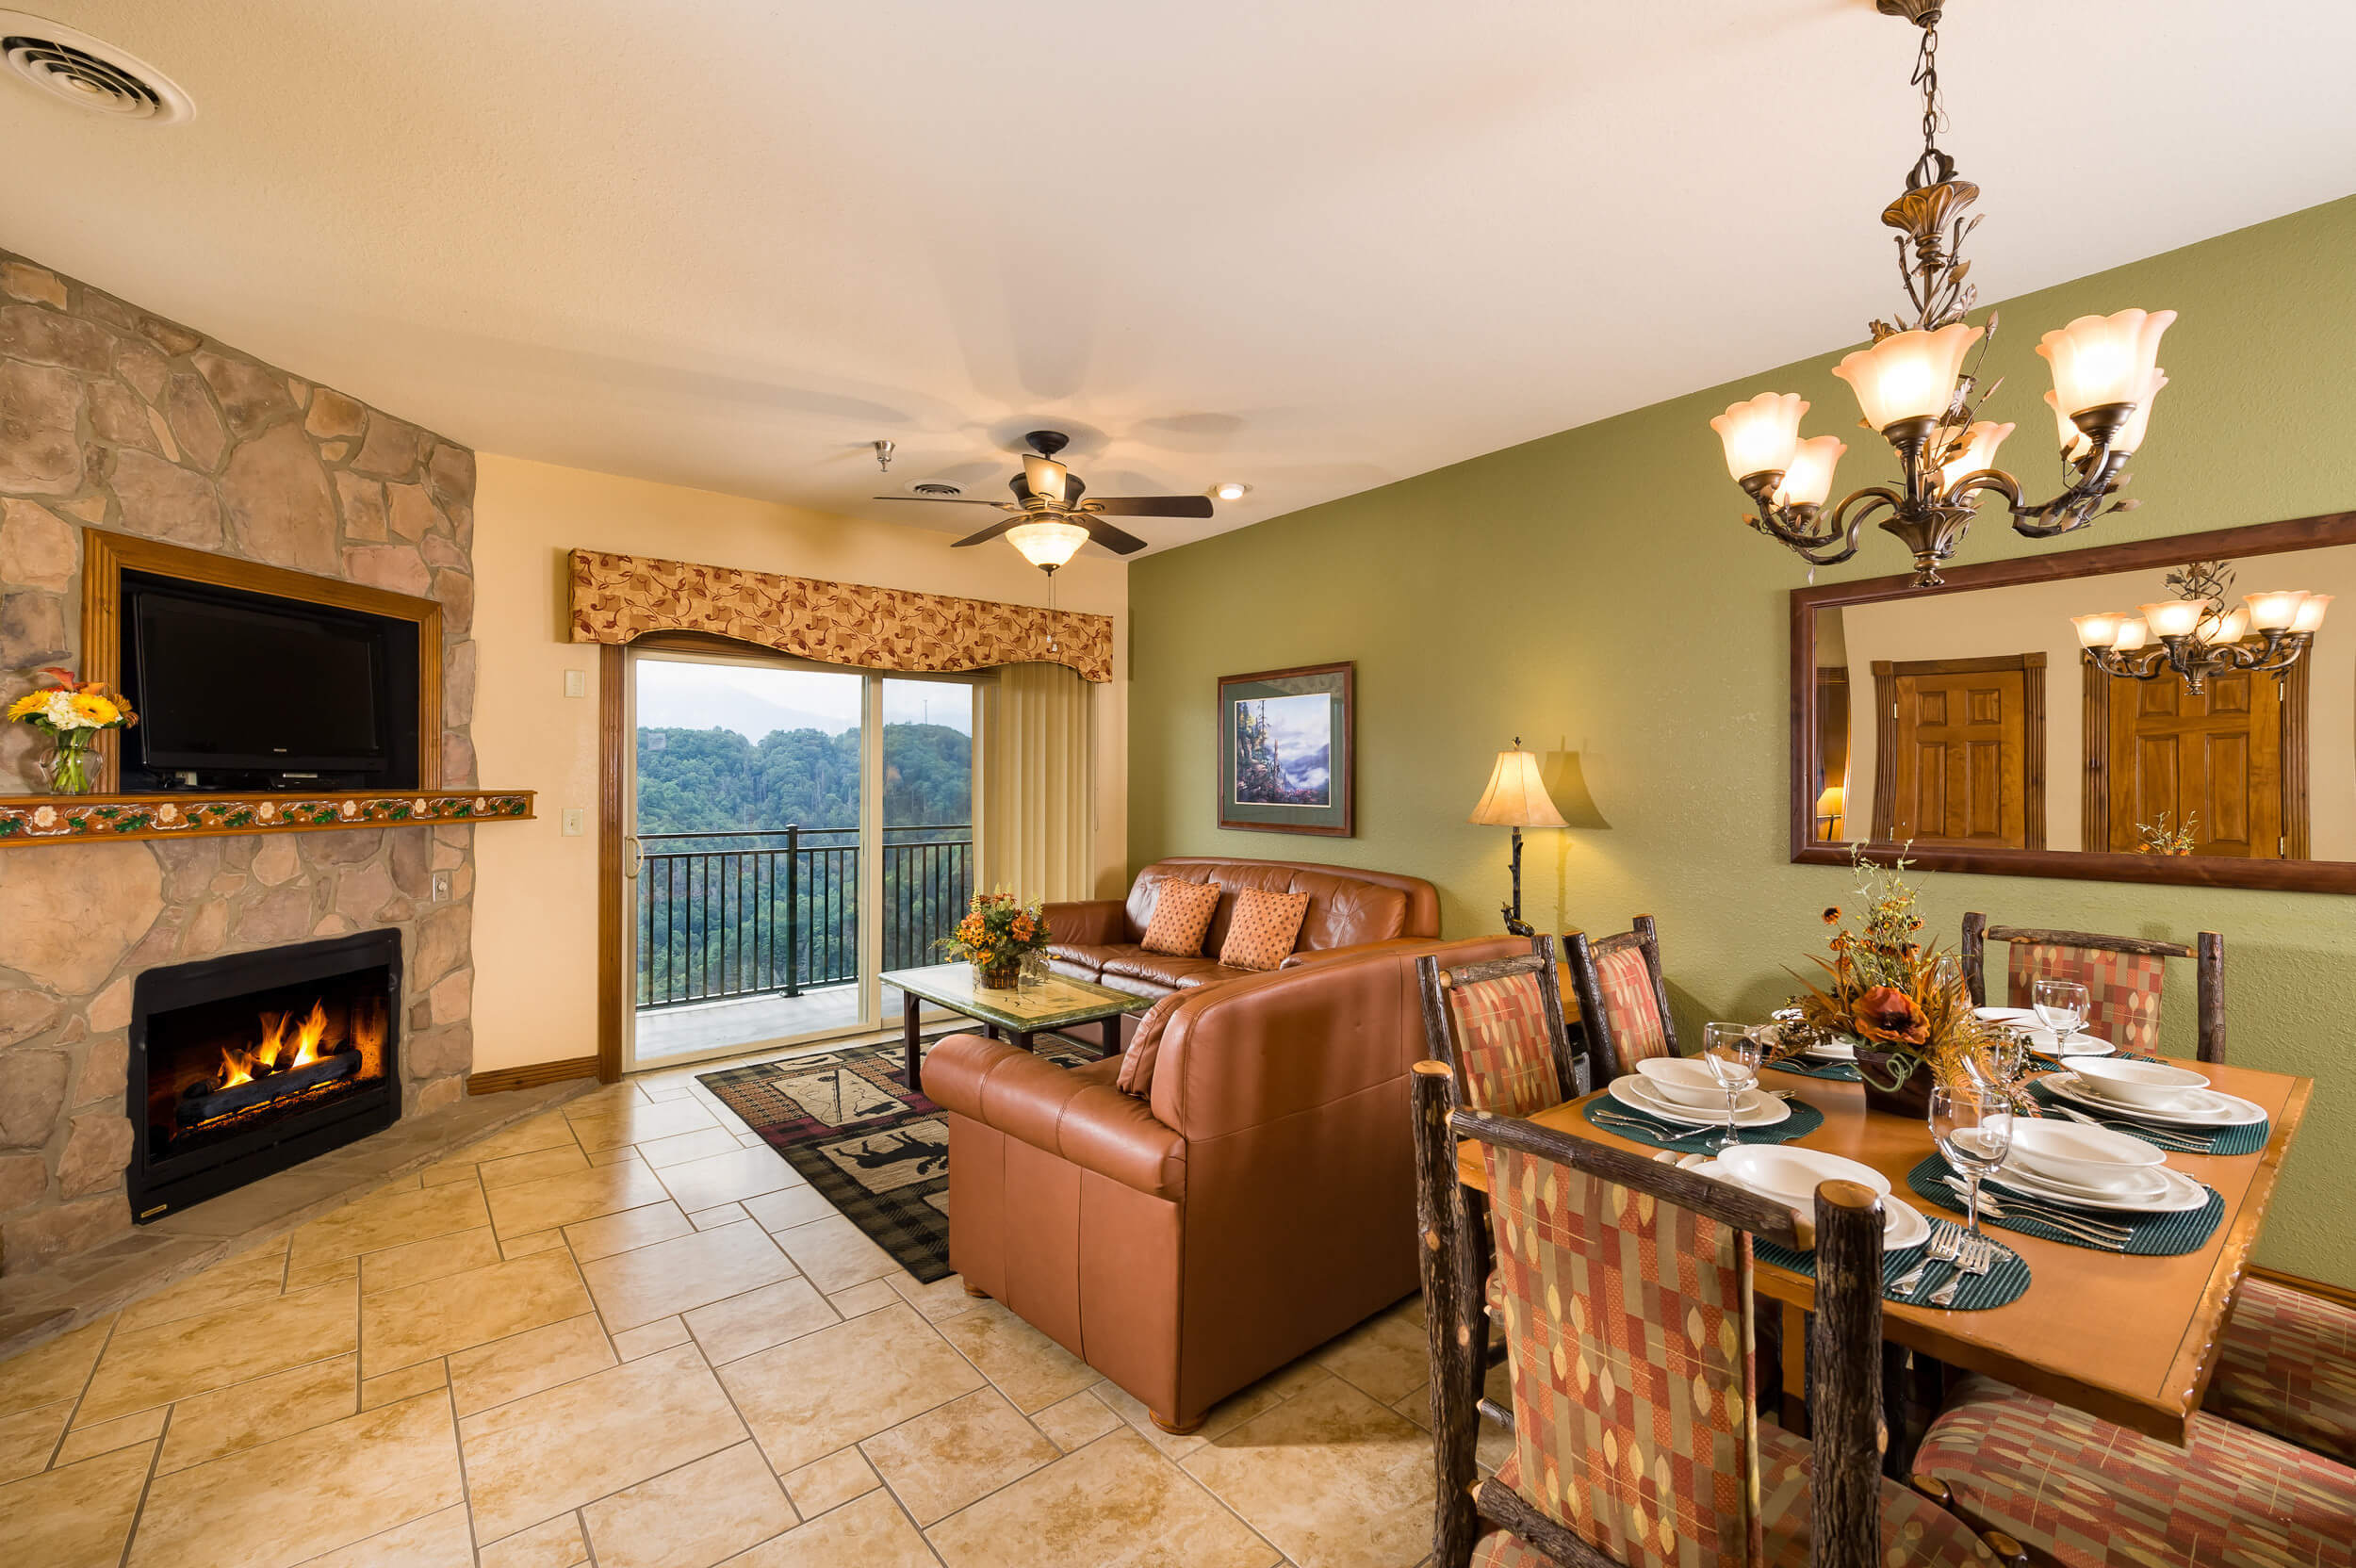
xmin=1562 ymin=916 xmax=1676 ymax=1082
xmin=1406 ymin=1062 xmax=2008 ymax=1568
xmin=1957 ymin=914 xmax=2223 ymax=1062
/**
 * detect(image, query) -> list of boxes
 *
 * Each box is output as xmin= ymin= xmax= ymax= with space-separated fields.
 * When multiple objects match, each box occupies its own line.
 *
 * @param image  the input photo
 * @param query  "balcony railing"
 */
xmin=635 ymin=825 xmax=973 ymax=1010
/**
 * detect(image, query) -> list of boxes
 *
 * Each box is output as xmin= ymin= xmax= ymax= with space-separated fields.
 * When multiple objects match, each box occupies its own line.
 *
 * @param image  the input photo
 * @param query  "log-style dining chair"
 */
xmin=1562 ymin=915 xmax=1677 ymax=1083
xmin=2202 ymin=1277 xmax=2356 ymax=1467
xmin=1415 ymin=935 xmax=1582 ymax=1117
xmin=1958 ymin=913 xmax=2225 ymax=1063
xmin=1407 ymin=1062 xmax=2011 ymax=1568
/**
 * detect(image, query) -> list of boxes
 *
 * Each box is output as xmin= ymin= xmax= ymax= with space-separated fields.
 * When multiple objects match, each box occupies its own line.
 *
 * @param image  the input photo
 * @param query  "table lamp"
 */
xmin=1815 ymin=783 xmax=1845 ymax=841
xmin=1469 ymin=738 xmax=1567 ymax=937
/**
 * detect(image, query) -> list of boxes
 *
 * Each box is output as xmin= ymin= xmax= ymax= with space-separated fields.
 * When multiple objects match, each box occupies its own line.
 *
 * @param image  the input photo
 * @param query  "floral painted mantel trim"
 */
xmin=0 ymin=791 xmax=534 ymax=847
xmin=566 ymin=548 xmax=1115 ymax=683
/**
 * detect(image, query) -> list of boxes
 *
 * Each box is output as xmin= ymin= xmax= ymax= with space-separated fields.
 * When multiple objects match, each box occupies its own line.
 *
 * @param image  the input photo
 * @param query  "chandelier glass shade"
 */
xmin=2074 ymin=561 xmax=2331 ymax=694
xmin=1711 ymin=3 xmax=2175 ymax=588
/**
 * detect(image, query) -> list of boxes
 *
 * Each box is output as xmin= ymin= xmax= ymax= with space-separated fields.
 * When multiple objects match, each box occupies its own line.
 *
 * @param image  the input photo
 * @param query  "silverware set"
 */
xmin=1942 ymin=1175 xmax=2135 ymax=1250
xmin=2044 ymin=1102 xmax=2217 ymax=1153
xmin=1592 ymin=1087 xmax=1806 ymax=1145
xmin=1890 ymin=1221 xmax=1998 ymax=1306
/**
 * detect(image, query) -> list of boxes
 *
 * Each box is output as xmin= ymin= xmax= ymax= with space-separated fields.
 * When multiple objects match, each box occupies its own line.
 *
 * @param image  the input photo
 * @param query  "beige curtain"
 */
xmin=979 ymin=662 xmax=1095 ymax=903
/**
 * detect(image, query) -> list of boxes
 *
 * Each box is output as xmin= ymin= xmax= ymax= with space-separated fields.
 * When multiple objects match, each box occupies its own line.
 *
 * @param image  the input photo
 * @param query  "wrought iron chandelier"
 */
xmin=2072 ymin=561 xmax=2331 ymax=694
xmin=1710 ymin=1 xmax=2173 ymax=588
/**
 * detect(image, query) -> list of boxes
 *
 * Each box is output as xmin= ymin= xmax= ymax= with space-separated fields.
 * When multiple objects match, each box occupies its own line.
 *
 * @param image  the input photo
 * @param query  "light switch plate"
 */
xmin=430 ymin=871 xmax=452 ymax=902
xmin=562 ymin=808 xmax=585 ymax=836
xmin=564 ymin=670 xmax=587 ymax=698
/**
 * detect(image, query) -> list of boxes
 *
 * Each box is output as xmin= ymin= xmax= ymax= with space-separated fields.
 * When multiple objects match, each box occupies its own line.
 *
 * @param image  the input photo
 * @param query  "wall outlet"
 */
xmin=562 ymin=808 xmax=585 ymax=837
xmin=564 ymin=670 xmax=587 ymax=698
xmin=430 ymin=871 xmax=452 ymax=902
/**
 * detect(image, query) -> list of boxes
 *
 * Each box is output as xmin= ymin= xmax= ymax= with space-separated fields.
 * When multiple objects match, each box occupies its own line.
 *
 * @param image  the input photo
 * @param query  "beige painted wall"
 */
xmin=1838 ymin=542 xmax=2356 ymax=858
xmin=466 ymin=455 xmax=1128 ymax=1073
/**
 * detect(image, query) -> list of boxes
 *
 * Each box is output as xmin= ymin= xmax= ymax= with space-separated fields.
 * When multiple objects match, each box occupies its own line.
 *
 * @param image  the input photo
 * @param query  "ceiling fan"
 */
xmin=875 ymin=431 xmax=1214 ymax=572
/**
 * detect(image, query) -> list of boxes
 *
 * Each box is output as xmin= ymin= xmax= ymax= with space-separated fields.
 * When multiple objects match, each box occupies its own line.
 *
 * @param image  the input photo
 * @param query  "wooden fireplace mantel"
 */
xmin=0 ymin=789 xmax=535 ymax=848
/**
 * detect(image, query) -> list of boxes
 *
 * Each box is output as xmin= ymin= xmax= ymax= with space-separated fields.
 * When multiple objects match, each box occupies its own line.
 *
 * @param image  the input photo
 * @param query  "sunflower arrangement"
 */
xmin=939 ymin=890 xmax=1050 ymax=989
xmin=7 ymin=667 xmax=137 ymax=796
xmin=1778 ymin=846 xmax=1989 ymax=1097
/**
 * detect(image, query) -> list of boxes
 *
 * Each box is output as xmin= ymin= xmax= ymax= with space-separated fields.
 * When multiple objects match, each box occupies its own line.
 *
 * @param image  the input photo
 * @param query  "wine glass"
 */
xmin=1972 ymin=1023 xmax=2033 ymax=1090
xmin=1929 ymin=1082 xmax=2014 ymax=1238
xmin=1700 ymin=1022 xmax=1763 ymax=1152
xmin=2032 ymin=977 xmax=2091 ymax=1055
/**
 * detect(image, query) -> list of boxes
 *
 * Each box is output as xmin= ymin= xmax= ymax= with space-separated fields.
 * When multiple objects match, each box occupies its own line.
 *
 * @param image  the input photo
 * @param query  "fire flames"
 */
xmin=217 ymin=999 xmax=336 ymax=1088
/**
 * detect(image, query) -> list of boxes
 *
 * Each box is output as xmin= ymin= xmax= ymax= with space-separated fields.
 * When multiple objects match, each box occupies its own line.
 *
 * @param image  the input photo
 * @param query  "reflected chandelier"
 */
xmin=2072 ymin=561 xmax=2331 ymax=695
xmin=1710 ymin=1 xmax=2172 ymax=588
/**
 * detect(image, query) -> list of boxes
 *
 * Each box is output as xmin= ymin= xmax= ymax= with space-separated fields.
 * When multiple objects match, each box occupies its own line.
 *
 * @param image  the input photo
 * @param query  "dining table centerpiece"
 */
xmin=1775 ymin=847 xmax=1988 ymax=1116
xmin=939 ymin=889 xmax=1050 ymax=992
xmin=7 ymin=667 xmax=138 ymax=796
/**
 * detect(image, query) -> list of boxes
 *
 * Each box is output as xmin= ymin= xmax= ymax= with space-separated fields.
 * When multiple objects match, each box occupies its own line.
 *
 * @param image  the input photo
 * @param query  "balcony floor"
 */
xmin=631 ymin=983 xmax=865 ymax=1065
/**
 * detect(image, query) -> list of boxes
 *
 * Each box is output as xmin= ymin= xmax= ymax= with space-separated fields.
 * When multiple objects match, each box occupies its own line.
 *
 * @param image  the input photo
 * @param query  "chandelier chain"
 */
xmin=1912 ymin=23 xmax=1944 ymax=159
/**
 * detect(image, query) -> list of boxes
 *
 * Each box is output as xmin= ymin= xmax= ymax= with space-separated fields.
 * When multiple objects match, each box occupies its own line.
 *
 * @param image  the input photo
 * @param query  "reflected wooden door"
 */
xmin=2090 ymin=664 xmax=2299 ymax=858
xmin=1871 ymin=654 xmax=2047 ymax=850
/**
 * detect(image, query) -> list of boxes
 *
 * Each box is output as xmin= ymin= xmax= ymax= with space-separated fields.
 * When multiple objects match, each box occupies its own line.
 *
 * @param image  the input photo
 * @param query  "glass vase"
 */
xmin=38 ymin=729 xmax=99 ymax=796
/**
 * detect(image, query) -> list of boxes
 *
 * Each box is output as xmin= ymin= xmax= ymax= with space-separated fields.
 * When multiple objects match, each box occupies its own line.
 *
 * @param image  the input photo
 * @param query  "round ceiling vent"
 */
xmin=911 ymin=482 xmax=963 ymax=497
xmin=0 ymin=12 xmax=191 ymax=122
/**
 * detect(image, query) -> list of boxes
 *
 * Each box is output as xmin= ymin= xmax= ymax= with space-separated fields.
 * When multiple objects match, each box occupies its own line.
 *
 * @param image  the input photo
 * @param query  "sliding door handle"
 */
xmin=625 ymin=836 xmax=644 ymax=879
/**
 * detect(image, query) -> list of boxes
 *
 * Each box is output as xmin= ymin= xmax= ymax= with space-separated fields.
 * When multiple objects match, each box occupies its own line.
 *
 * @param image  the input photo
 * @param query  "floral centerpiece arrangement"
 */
xmin=7 ymin=667 xmax=138 ymax=796
xmin=1774 ymin=846 xmax=1990 ymax=1114
xmin=939 ymin=890 xmax=1050 ymax=990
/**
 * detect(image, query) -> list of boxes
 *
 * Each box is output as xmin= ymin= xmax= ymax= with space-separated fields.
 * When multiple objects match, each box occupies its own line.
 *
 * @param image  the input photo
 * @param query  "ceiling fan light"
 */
xmin=1774 ymin=435 xmax=1847 ymax=508
xmin=1832 ymin=323 xmax=1982 ymax=433
xmin=1710 ymin=392 xmax=1808 ymax=482
xmin=1939 ymin=420 xmax=2015 ymax=493
xmin=2293 ymin=594 xmax=2334 ymax=634
xmin=1006 ymin=519 xmax=1089 ymax=571
xmin=2037 ymin=309 xmax=2176 ymax=416
xmin=1022 ymin=453 xmax=1069 ymax=506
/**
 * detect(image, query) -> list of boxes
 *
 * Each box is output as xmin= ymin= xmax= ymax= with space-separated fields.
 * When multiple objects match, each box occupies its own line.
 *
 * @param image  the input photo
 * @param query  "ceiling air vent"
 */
xmin=0 ymin=13 xmax=191 ymax=122
xmin=911 ymin=482 xmax=963 ymax=497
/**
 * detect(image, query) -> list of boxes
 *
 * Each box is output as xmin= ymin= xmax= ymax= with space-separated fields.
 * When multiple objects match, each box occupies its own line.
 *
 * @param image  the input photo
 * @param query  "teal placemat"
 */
xmin=1906 ymin=1152 xmax=2224 ymax=1255
xmin=1768 ymin=1055 xmax=1861 ymax=1083
xmin=2025 ymin=1077 xmax=2267 ymax=1156
xmin=1757 ymin=1217 xmax=2028 ymax=1312
xmin=1582 ymin=1094 xmax=1824 ymax=1153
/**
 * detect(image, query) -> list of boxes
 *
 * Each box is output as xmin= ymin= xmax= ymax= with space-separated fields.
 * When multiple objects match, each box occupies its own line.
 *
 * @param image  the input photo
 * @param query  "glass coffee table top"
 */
xmin=881 ymin=961 xmax=1152 ymax=1035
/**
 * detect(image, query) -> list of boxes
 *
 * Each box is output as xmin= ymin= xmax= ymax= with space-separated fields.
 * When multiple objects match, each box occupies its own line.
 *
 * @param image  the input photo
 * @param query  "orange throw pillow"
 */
xmin=1139 ymin=878 xmax=1220 ymax=956
xmin=1116 ymin=991 xmax=1186 ymax=1097
xmin=1219 ymin=888 xmax=1311 ymax=972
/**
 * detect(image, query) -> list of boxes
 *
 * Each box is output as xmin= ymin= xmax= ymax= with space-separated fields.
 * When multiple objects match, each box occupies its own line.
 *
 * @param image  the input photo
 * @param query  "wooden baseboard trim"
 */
xmin=2250 ymin=1265 xmax=2356 ymax=1311
xmin=467 ymin=1057 xmax=601 ymax=1096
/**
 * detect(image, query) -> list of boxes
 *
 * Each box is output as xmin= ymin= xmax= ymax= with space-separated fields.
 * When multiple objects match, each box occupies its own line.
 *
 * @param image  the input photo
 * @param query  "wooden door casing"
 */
xmin=1871 ymin=654 xmax=2048 ymax=850
xmin=2086 ymin=659 xmax=2304 ymax=858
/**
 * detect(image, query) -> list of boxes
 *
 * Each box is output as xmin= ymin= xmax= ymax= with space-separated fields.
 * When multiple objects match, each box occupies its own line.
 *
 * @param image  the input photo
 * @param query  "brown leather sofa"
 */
xmin=1044 ymin=856 xmax=1442 ymax=1004
xmin=924 ymin=933 xmax=1523 ymax=1433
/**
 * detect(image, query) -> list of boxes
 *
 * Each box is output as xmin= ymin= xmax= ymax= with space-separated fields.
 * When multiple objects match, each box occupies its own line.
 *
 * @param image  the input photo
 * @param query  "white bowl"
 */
xmin=1715 ymin=1144 xmax=1892 ymax=1205
xmin=2068 ymin=1056 xmax=2211 ymax=1109
xmin=2002 ymin=1118 xmax=2167 ymax=1192
xmin=1635 ymin=1056 xmax=1737 ymax=1108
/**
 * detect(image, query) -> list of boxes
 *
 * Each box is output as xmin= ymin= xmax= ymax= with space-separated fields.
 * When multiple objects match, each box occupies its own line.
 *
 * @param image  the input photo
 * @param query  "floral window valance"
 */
xmin=566 ymin=548 xmax=1114 ymax=683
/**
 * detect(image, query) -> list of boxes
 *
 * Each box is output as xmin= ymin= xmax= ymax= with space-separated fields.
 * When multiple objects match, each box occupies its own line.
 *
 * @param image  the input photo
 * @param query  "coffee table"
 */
xmin=881 ymin=961 xmax=1153 ymax=1093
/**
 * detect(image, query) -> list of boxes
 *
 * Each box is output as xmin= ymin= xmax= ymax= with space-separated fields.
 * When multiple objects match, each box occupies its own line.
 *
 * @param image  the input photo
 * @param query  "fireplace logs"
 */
xmin=171 ymin=995 xmax=390 ymax=1129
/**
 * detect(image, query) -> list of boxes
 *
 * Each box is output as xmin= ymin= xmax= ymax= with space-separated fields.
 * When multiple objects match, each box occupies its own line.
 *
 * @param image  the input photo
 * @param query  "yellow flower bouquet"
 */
xmin=7 ymin=666 xmax=138 ymax=796
xmin=938 ymin=889 xmax=1051 ymax=991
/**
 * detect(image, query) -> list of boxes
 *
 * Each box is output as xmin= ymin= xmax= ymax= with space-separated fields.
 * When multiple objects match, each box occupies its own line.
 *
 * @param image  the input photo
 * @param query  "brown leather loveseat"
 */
xmin=1044 ymin=856 xmax=1442 ymax=1003
xmin=924 ymin=933 xmax=1523 ymax=1434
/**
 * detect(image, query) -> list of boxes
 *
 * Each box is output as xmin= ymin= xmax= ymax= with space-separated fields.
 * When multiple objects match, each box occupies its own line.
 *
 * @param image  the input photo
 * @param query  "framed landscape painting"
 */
xmin=1218 ymin=662 xmax=1354 ymax=836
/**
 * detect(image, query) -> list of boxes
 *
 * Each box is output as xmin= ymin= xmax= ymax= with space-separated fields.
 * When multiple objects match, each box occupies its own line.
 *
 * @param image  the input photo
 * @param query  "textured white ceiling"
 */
xmin=5 ymin=1 xmax=2354 ymax=555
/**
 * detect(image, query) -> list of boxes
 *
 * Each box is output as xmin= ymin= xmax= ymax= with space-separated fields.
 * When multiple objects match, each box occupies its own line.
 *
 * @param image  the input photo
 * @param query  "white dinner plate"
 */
xmin=2045 ymin=1073 xmax=2269 ymax=1129
xmin=1988 ymin=1162 xmax=2211 ymax=1216
xmin=1802 ymin=1038 xmax=1857 ymax=1062
xmin=2024 ymin=1028 xmax=2116 ymax=1057
xmin=1975 ymin=1007 xmax=2038 ymax=1024
xmin=1608 ymin=1076 xmax=1792 ymax=1129
xmin=1685 ymin=1151 xmax=1929 ymax=1250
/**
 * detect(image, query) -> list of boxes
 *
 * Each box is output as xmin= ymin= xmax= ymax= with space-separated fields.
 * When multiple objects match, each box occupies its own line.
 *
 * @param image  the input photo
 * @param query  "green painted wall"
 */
xmin=1130 ymin=194 xmax=2356 ymax=1285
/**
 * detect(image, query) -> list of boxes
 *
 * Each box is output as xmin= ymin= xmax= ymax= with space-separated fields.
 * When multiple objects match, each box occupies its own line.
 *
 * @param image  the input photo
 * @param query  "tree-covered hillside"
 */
xmin=635 ymin=724 xmax=972 ymax=833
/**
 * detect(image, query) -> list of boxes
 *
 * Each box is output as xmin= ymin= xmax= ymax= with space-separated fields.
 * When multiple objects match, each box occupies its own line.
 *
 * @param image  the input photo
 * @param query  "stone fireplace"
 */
xmin=0 ymin=247 xmax=481 ymax=1276
xmin=130 ymin=930 xmax=401 ymax=1220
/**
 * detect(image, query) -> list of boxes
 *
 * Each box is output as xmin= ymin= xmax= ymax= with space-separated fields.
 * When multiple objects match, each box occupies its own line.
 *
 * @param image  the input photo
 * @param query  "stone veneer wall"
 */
xmin=0 ymin=248 xmax=479 ymax=1276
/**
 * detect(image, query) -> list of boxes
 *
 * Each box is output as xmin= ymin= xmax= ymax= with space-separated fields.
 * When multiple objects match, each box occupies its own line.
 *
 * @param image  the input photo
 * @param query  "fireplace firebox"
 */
xmin=129 ymin=930 xmax=401 ymax=1220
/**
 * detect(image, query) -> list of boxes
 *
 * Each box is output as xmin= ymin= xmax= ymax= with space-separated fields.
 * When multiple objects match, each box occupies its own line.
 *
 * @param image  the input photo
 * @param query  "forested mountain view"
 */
xmin=635 ymin=723 xmax=975 ymax=1006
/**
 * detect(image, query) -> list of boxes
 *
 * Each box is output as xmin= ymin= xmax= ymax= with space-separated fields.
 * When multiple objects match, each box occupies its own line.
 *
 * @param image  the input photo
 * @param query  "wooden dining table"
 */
xmin=1454 ymin=1059 xmax=2313 ymax=1445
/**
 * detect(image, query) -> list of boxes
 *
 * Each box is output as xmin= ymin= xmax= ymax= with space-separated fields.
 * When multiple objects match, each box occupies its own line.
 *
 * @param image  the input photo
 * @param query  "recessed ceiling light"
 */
xmin=0 ymin=12 xmax=193 ymax=123
xmin=1210 ymin=482 xmax=1251 ymax=502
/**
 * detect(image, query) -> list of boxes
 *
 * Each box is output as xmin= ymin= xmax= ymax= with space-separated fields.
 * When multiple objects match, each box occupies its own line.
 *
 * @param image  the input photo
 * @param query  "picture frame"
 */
xmin=1218 ymin=662 xmax=1354 ymax=836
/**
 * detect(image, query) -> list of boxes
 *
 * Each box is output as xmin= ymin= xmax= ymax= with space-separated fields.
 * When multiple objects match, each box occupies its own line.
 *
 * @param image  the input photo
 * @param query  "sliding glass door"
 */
xmin=622 ymin=649 xmax=976 ymax=1070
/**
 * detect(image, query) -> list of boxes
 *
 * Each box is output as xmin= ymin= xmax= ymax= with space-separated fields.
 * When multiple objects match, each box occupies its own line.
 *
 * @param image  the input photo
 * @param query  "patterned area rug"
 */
xmin=698 ymin=1037 xmax=1103 ymax=1282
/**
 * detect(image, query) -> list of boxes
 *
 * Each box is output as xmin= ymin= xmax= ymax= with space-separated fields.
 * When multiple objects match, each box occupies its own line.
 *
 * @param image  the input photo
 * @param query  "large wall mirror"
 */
xmin=1790 ymin=511 xmax=2356 ymax=892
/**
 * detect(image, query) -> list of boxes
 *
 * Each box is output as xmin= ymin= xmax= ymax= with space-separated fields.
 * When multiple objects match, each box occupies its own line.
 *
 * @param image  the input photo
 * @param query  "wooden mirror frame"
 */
xmin=1790 ymin=508 xmax=2356 ymax=893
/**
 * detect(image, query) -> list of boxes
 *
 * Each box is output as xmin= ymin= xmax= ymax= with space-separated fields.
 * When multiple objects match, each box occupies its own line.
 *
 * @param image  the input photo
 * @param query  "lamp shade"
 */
xmin=1815 ymin=783 xmax=1844 ymax=817
xmin=2037 ymin=309 xmax=2176 ymax=416
xmin=1938 ymin=420 xmax=2015 ymax=494
xmin=1710 ymin=392 xmax=1808 ymax=482
xmin=1775 ymin=435 xmax=1847 ymax=508
xmin=2293 ymin=594 xmax=2334 ymax=633
xmin=2071 ymin=611 xmax=2127 ymax=649
xmin=1831 ymin=322 xmax=1981 ymax=432
xmin=2048 ymin=369 xmax=2168 ymax=459
xmin=2140 ymin=599 xmax=2207 ymax=640
xmin=1006 ymin=519 xmax=1088 ymax=571
xmin=2113 ymin=617 xmax=2151 ymax=651
xmin=2243 ymin=590 xmax=2311 ymax=632
xmin=1021 ymin=453 xmax=1069 ymax=505
xmin=1468 ymin=747 xmax=1567 ymax=829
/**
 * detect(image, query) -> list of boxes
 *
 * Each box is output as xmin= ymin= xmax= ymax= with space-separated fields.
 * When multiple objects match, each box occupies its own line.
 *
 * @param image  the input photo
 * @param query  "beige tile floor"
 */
xmin=0 ymin=1054 xmax=1467 ymax=1568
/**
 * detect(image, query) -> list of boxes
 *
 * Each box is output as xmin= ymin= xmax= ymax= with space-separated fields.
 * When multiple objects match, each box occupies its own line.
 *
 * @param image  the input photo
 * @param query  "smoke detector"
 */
xmin=0 ymin=13 xmax=192 ymax=122
xmin=911 ymin=482 xmax=963 ymax=498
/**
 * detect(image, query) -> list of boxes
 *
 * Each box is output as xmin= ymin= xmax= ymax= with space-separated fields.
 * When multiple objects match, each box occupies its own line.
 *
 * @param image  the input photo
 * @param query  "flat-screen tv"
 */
xmin=120 ymin=572 xmax=420 ymax=790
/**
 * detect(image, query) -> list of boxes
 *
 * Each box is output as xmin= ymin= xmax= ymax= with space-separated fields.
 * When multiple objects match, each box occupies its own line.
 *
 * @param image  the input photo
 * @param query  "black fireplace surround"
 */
xmin=129 ymin=929 xmax=401 ymax=1220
